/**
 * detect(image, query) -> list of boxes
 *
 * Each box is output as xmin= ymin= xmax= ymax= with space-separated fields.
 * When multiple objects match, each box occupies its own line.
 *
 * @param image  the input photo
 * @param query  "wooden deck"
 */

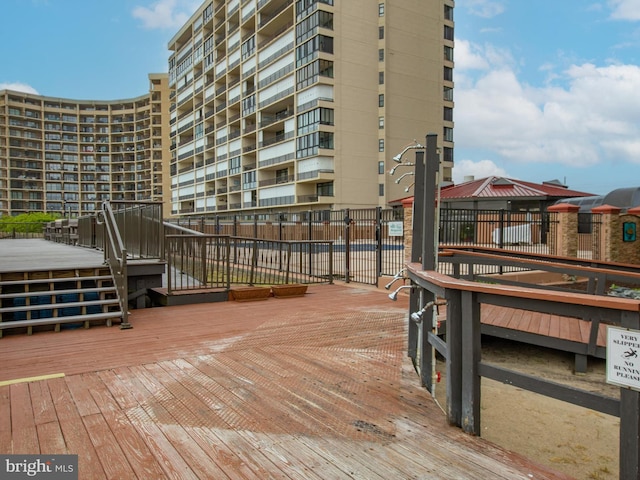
xmin=0 ymin=283 xmax=572 ymax=479
xmin=481 ymin=303 xmax=607 ymax=347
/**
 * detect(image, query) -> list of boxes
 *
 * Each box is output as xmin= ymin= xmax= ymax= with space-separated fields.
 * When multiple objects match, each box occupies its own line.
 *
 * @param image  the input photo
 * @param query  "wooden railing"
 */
xmin=406 ymin=262 xmax=640 ymax=479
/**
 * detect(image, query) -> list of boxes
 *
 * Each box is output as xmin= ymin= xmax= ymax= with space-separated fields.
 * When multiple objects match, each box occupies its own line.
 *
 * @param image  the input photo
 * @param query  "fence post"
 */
xmin=344 ymin=208 xmax=351 ymax=283
xmin=308 ymin=211 xmax=313 ymax=276
xmin=201 ymin=237 xmax=207 ymax=287
xmin=375 ymin=207 xmax=382 ymax=287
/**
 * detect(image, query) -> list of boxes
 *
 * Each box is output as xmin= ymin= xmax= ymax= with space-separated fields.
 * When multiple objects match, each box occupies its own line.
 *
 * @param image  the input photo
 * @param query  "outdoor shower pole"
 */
xmin=408 ymin=151 xmax=425 ymax=362
xmin=418 ymin=133 xmax=439 ymax=390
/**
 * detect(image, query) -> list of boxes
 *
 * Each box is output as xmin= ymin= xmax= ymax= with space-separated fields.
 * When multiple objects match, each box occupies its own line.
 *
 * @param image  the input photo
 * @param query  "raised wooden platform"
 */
xmin=0 ymin=284 xmax=570 ymax=479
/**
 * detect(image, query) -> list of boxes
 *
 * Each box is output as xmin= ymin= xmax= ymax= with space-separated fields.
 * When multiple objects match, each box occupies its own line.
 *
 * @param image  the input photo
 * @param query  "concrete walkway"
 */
xmin=0 ymin=238 xmax=105 ymax=273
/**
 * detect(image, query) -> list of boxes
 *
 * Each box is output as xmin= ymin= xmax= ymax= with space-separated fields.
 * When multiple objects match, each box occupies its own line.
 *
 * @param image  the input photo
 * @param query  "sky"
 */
xmin=2 ymin=0 xmax=640 ymax=196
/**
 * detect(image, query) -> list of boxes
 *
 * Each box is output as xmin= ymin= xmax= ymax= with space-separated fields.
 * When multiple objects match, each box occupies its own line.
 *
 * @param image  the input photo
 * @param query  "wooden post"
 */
xmin=461 ymin=290 xmax=481 ymax=435
xmin=620 ymin=310 xmax=640 ymax=479
xmin=446 ymin=288 xmax=462 ymax=427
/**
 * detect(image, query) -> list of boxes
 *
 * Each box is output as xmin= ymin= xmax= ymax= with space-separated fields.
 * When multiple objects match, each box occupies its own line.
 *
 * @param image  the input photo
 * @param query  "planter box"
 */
xmin=271 ymin=284 xmax=308 ymax=298
xmin=230 ymin=286 xmax=272 ymax=302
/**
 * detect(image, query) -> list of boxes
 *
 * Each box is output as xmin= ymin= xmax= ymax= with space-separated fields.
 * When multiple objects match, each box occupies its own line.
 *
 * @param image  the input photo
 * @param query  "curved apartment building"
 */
xmin=0 ymin=0 xmax=453 ymax=219
xmin=168 ymin=0 xmax=454 ymax=216
xmin=0 ymin=74 xmax=171 ymax=217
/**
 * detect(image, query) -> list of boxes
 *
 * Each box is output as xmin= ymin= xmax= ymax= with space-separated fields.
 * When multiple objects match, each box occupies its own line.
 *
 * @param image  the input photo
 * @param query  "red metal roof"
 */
xmin=440 ymin=177 xmax=594 ymax=200
xmin=389 ymin=177 xmax=594 ymax=205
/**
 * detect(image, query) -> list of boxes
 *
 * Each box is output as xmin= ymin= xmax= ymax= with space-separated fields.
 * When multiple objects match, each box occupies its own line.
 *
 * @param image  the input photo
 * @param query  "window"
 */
xmin=241 ymin=35 xmax=255 ymax=60
xmin=444 ymin=66 xmax=453 ymax=81
xmin=296 ymin=131 xmax=334 ymax=158
xmin=378 ymin=3 xmax=384 ymax=16
xmin=443 ymin=86 xmax=453 ymax=102
xmin=378 ymin=116 xmax=384 ymax=129
xmin=379 ymin=183 xmax=384 ymax=196
xmin=443 ymin=107 xmax=453 ymax=122
xmin=378 ymin=139 xmax=384 ymax=152
xmin=444 ymin=126 xmax=454 ymax=142
xmin=296 ymin=11 xmax=334 ymax=43
xmin=444 ymin=46 xmax=454 ymax=62
xmin=296 ymin=59 xmax=334 ymax=89
xmin=378 ymin=94 xmax=384 ymax=107
xmin=379 ymin=26 xmax=384 ymax=39
xmin=442 ymin=147 xmax=453 ymax=163
xmin=276 ymin=168 xmax=289 ymax=183
xmin=378 ymin=161 xmax=385 ymax=174
xmin=379 ymin=71 xmax=384 ymax=85
xmin=297 ymin=107 xmax=334 ymax=135
xmin=444 ymin=4 xmax=454 ymax=20
xmin=444 ymin=25 xmax=454 ymax=41
xmin=296 ymin=35 xmax=334 ymax=67
xmin=243 ymin=171 xmax=257 ymax=189
xmin=229 ymin=156 xmax=241 ymax=174
xmin=317 ymin=181 xmax=333 ymax=197
xmin=378 ymin=49 xmax=384 ymax=61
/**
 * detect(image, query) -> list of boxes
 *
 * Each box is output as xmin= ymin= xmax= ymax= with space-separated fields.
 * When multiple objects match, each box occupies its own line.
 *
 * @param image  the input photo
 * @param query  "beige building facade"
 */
xmin=168 ymin=0 xmax=454 ymax=217
xmin=0 ymin=74 xmax=171 ymax=217
xmin=0 ymin=0 xmax=453 ymax=219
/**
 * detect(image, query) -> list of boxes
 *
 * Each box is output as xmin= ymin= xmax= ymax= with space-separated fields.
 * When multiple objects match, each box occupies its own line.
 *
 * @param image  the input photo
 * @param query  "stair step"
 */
xmin=0 ymin=311 xmax=123 ymax=331
xmin=0 ymin=275 xmax=113 ymax=287
xmin=0 ymin=299 xmax=120 ymax=314
xmin=0 ymin=287 xmax=116 ymax=300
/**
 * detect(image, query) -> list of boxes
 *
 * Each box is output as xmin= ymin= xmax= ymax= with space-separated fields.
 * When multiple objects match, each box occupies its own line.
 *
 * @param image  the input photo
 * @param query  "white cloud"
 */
xmin=455 ymin=41 xmax=640 ymax=169
xmin=452 ymin=159 xmax=509 ymax=184
xmin=0 ymin=82 xmax=39 ymax=94
xmin=465 ymin=0 xmax=506 ymax=19
xmin=609 ymin=0 xmax=640 ymax=20
xmin=132 ymin=0 xmax=199 ymax=29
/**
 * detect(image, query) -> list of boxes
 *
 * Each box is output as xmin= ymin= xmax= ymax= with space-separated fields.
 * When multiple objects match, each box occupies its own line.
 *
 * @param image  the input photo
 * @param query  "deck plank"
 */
xmin=10 ymin=383 xmax=39 ymax=454
xmin=0 ymin=386 xmax=11 ymax=453
xmin=29 ymin=381 xmax=58 ymax=426
xmin=70 ymin=370 xmax=166 ymax=480
xmin=0 ymin=284 xmax=573 ymax=479
xmin=47 ymin=377 xmax=106 ymax=479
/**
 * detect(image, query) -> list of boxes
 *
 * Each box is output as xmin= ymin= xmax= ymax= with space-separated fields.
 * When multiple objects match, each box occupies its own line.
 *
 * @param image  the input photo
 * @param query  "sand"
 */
xmin=434 ymin=337 xmax=620 ymax=480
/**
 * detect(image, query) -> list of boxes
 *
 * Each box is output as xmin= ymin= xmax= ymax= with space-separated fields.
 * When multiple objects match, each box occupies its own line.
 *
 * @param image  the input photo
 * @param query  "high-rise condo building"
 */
xmin=0 ymin=74 xmax=171 ymax=217
xmin=0 ymin=0 xmax=453 ymax=219
xmin=168 ymin=0 xmax=454 ymax=216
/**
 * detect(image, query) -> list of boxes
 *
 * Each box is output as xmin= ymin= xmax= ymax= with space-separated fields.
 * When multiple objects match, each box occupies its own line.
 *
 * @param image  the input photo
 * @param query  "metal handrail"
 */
xmin=97 ymin=201 xmax=131 ymax=329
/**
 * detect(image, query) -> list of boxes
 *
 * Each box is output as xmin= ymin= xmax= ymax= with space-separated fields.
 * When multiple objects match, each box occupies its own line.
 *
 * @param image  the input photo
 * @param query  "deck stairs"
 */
xmin=0 ymin=266 xmax=123 ymax=337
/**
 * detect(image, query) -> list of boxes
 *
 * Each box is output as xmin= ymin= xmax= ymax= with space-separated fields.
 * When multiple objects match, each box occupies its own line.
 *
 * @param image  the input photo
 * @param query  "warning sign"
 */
xmin=388 ymin=221 xmax=403 ymax=237
xmin=607 ymin=326 xmax=640 ymax=391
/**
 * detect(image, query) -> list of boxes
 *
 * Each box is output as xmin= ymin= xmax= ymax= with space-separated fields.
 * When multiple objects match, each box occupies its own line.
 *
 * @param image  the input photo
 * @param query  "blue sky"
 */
xmin=2 ymin=0 xmax=640 ymax=195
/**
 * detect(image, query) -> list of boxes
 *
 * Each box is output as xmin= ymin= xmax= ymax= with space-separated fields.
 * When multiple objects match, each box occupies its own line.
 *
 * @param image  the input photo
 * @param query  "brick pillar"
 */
xmin=547 ymin=203 xmax=580 ymax=258
xmin=402 ymin=197 xmax=414 ymax=265
xmin=592 ymin=204 xmax=622 ymax=262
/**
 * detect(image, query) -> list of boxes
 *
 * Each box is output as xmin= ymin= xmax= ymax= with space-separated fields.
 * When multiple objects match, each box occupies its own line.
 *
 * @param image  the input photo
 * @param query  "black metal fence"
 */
xmin=439 ymin=208 xmax=555 ymax=251
xmin=168 ymin=207 xmax=603 ymax=285
xmin=165 ymin=234 xmax=334 ymax=293
xmin=169 ymin=206 xmax=405 ymax=285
